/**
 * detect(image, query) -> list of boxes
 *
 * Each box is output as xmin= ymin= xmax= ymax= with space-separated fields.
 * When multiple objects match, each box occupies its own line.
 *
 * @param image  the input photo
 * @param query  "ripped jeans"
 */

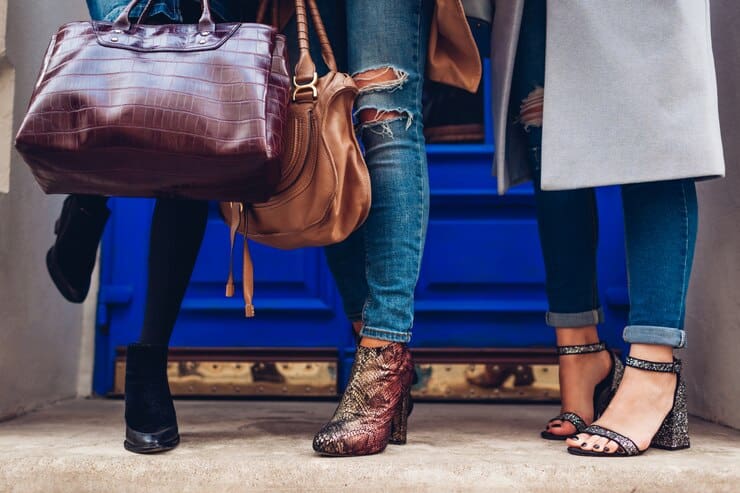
xmin=323 ymin=0 xmax=434 ymax=343
xmin=512 ymin=0 xmax=698 ymax=348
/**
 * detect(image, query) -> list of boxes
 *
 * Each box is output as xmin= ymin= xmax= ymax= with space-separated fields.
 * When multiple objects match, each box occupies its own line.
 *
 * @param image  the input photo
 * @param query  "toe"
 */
xmin=555 ymin=421 xmax=576 ymax=436
xmin=565 ymin=433 xmax=586 ymax=448
xmin=603 ymin=439 xmax=619 ymax=454
xmin=591 ymin=436 xmax=609 ymax=452
xmin=545 ymin=418 xmax=576 ymax=437
xmin=580 ymin=435 xmax=602 ymax=451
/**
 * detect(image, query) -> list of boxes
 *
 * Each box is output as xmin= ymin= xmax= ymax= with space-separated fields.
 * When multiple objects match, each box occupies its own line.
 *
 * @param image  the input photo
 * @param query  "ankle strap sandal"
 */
xmin=567 ymin=357 xmax=689 ymax=457
xmin=541 ymin=342 xmax=624 ymax=441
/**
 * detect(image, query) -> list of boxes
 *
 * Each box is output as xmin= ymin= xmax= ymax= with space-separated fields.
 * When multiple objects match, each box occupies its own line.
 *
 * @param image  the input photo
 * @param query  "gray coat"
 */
xmin=491 ymin=0 xmax=726 ymax=194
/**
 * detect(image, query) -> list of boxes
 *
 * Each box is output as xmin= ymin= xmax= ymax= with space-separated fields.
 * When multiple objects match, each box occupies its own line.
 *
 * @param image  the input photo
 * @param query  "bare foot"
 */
xmin=544 ymin=327 xmax=612 ymax=438
xmin=545 ymin=350 xmax=612 ymax=437
xmin=566 ymin=344 xmax=676 ymax=454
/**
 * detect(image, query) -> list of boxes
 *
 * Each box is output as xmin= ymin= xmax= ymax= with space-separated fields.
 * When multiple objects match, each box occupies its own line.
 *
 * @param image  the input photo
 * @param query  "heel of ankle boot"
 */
xmin=651 ymin=376 xmax=690 ymax=451
xmin=389 ymin=393 xmax=410 ymax=445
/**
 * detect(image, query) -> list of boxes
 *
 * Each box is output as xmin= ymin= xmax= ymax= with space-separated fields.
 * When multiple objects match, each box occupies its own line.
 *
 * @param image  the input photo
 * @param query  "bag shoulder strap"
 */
xmin=257 ymin=0 xmax=338 ymax=81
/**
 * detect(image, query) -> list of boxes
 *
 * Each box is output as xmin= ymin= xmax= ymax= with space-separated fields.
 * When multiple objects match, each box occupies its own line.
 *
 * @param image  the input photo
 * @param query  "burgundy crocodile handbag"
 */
xmin=15 ymin=0 xmax=290 ymax=202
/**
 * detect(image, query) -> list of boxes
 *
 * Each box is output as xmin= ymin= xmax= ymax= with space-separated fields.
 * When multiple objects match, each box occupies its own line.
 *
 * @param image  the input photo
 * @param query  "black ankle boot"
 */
xmin=124 ymin=343 xmax=180 ymax=454
xmin=46 ymin=194 xmax=110 ymax=303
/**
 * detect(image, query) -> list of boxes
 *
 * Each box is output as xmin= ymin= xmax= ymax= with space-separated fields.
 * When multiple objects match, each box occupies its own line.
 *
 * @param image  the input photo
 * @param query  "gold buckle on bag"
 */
xmin=293 ymin=72 xmax=318 ymax=101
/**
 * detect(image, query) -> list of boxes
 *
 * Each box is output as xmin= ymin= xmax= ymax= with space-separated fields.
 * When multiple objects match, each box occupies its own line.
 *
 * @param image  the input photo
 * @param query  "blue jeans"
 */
xmin=323 ymin=0 xmax=434 ymax=343
xmin=512 ymin=0 xmax=698 ymax=349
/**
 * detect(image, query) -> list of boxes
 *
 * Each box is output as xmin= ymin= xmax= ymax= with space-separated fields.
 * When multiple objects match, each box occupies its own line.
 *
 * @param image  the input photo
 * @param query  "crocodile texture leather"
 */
xmin=15 ymin=0 xmax=291 ymax=202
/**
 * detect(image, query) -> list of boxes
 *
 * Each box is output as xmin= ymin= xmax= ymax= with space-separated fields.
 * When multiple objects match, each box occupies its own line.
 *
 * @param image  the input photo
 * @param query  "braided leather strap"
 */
xmin=582 ymin=425 xmax=641 ymax=456
xmin=557 ymin=342 xmax=606 ymax=356
xmin=625 ymin=357 xmax=681 ymax=373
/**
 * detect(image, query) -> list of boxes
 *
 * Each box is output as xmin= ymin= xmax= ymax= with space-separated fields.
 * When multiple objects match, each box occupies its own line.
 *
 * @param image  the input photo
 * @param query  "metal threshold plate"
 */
xmin=112 ymin=347 xmax=563 ymax=401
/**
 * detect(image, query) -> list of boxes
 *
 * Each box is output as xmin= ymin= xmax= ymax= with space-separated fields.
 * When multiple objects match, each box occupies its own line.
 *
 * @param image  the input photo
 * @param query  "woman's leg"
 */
xmin=323 ymin=230 xmax=368 ymax=337
xmin=139 ymin=198 xmax=209 ymax=345
xmin=47 ymin=195 xmax=110 ymax=303
xmin=512 ymin=0 xmax=612 ymax=438
xmin=323 ymin=0 xmax=432 ymax=347
xmin=528 ymin=147 xmax=613 ymax=438
xmin=313 ymin=0 xmax=433 ymax=457
xmin=124 ymin=198 xmax=208 ymax=454
xmin=567 ymin=179 xmax=697 ymax=453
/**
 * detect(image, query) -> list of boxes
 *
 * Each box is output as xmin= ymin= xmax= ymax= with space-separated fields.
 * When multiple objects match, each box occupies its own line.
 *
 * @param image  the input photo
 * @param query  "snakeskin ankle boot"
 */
xmin=313 ymin=343 xmax=414 ymax=457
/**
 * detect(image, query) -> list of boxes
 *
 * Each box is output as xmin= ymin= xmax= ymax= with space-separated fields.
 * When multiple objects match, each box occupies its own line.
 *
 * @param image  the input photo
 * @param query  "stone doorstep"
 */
xmin=0 ymin=398 xmax=739 ymax=492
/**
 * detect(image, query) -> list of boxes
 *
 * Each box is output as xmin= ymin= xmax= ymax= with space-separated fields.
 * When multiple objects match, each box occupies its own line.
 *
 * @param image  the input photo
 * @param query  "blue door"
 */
xmin=94 ymin=62 xmax=629 ymax=397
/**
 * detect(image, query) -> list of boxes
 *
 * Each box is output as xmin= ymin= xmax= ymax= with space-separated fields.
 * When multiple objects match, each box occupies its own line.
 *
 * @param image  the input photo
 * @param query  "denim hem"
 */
xmin=131 ymin=3 xmax=182 ymax=22
xmin=545 ymin=308 xmax=604 ymax=328
xmin=623 ymin=325 xmax=686 ymax=349
xmin=360 ymin=326 xmax=411 ymax=344
xmin=101 ymin=4 xmax=182 ymax=23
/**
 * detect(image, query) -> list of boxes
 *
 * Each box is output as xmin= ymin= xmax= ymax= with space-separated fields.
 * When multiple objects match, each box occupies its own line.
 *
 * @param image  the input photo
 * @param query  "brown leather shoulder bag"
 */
xmin=221 ymin=0 xmax=371 ymax=316
xmin=15 ymin=0 xmax=290 ymax=203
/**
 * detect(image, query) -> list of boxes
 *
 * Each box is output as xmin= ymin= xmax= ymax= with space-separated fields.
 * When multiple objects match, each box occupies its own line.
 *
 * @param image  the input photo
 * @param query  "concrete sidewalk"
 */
xmin=1 ymin=399 xmax=739 ymax=492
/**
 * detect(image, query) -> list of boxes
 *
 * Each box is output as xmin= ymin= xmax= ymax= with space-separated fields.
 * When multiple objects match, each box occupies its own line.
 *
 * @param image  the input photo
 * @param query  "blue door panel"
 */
xmin=421 ymin=220 xmax=544 ymax=285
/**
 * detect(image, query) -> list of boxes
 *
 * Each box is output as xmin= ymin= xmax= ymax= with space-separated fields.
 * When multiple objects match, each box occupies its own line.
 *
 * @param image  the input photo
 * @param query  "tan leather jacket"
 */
xmin=273 ymin=0 xmax=481 ymax=93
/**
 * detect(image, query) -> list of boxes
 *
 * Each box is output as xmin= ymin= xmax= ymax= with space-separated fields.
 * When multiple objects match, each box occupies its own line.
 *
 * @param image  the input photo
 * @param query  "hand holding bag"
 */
xmin=15 ymin=0 xmax=291 ymax=202
xmin=221 ymin=0 xmax=371 ymax=316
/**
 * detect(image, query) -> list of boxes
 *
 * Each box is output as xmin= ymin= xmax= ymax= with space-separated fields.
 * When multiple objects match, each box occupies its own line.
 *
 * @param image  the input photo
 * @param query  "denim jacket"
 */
xmin=86 ymin=0 xmax=242 ymax=23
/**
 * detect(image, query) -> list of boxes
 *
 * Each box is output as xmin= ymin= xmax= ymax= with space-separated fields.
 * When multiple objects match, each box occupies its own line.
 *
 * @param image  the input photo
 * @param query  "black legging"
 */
xmin=139 ymin=198 xmax=209 ymax=345
xmin=78 ymin=195 xmax=208 ymax=345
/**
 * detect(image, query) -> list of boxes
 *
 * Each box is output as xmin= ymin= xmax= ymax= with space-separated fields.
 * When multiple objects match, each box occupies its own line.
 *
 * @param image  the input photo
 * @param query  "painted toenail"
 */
xmin=580 ymin=443 xmax=587 ymax=447
xmin=604 ymin=447 xmax=610 ymax=452
xmin=593 ymin=445 xmax=600 ymax=450
xmin=570 ymin=436 xmax=579 ymax=440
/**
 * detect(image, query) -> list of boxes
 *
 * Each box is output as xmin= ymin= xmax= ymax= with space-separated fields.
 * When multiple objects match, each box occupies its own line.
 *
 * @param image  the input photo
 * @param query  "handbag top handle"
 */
xmin=113 ymin=0 xmax=216 ymax=33
xmin=258 ymin=0 xmax=338 ymax=99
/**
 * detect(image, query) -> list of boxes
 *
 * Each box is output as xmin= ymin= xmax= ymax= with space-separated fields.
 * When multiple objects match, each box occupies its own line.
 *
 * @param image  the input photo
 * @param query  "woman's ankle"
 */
xmin=628 ymin=343 xmax=674 ymax=362
xmin=352 ymin=321 xmax=363 ymax=336
xmin=555 ymin=326 xmax=600 ymax=347
xmin=360 ymin=337 xmax=393 ymax=348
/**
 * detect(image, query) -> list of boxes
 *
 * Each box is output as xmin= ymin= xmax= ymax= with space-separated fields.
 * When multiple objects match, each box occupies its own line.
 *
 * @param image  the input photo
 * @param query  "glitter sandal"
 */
xmin=541 ymin=342 xmax=624 ymax=440
xmin=567 ymin=357 xmax=689 ymax=457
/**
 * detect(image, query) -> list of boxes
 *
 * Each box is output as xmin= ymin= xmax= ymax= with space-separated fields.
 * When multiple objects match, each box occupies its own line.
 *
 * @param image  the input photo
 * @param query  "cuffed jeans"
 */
xmin=323 ymin=0 xmax=434 ymax=343
xmin=512 ymin=0 xmax=698 ymax=348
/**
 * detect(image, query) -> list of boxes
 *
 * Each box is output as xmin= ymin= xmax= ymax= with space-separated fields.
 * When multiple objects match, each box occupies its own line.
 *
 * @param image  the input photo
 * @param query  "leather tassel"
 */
xmin=242 ymin=211 xmax=255 ymax=317
xmin=225 ymin=202 xmax=241 ymax=298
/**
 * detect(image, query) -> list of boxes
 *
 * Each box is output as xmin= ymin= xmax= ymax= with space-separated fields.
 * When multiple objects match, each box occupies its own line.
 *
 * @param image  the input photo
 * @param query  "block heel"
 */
xmin=651 ymin=376 xmax=690 ymax=451
xmin=389 ymin=393 xmax=411 ymax=445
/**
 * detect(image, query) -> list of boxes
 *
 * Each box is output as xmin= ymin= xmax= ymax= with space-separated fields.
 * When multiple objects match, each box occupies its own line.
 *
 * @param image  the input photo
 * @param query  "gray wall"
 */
xmin=685 ymin=0 xmax=740 ymax=429
xmin=0 ymin=0 xmax=90 ymax=420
